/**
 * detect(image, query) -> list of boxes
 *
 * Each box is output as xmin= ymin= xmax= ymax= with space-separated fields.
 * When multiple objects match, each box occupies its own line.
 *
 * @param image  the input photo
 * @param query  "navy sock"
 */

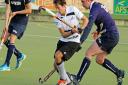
xmin=4 ymin=40 xmax=21 ymax=58
xmin=4 ymin=44 xmax=15 ymax=66
xmin=77 ymin=57 xmax=91 ymax=81
xmin=102 ymin=59 xmax=120 ymax=76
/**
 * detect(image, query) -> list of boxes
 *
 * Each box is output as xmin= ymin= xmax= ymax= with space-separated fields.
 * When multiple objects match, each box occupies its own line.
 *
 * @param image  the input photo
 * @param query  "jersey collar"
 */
xmin=90 ymin=1 xmax=95 ymax=10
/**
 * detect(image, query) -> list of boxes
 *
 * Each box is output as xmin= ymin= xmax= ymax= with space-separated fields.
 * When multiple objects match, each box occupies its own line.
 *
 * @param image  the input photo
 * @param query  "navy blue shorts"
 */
xmin=8 ymin=23 xmax=27 ymax=39
xmin=96 ymin=32 xmax=119 ymax=54
xmin=54 ymin=40 xmax=80 ymax=61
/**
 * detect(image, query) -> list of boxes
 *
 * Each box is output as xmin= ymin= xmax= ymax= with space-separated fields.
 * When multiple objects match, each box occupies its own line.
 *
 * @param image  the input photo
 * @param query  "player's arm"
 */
xmin=91 ymin=24 xmax=101 ymax=40
xmin=80 ymin=8 xmax=99 ymax=44
xmin=11 ymin=0 xmax=32 ymax=16
xmin=16 ymin=2 xmax=32 ymax=14
xmin=54 ymin=14 xmax=78 ymax=38
xmin=59 ymin=28 xmax=78 ymax=38
xmin=73 ymin=6 xmax=88 ymax=33
xmin=79 ymin=16 xmax=88 ymax=33
xmin=4 ymin=0 xmax=11 ymax=29
xmin=1 ymin=0 xmax=10 ymax=40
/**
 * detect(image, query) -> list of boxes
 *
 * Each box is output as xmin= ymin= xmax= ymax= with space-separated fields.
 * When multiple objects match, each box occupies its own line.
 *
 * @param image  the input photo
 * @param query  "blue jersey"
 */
xmin=80 ymin=2 xmax=119 ymax=43
xmin=5 ymin=0 xmax=31 ymax=25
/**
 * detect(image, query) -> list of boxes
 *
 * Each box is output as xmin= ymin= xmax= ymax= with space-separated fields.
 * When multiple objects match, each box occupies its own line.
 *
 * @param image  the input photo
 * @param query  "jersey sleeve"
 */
xmin=73 ymin=6 xmax=84 ymax=20
xmin=54 ymin=19 xmax=63 ymax=29
xmin=5 ymin=0 xmax=9 ymax=4
xmin=53 ymin=13 xmax=63 ymax=29
xmin=80 ymin=7 xmax=99 ymax=43
xmin=25 ymin=0 xmax=31 ymax=4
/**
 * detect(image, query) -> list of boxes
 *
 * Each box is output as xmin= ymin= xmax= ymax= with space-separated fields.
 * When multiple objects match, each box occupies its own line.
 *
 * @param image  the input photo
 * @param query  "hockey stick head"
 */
xmin=38 ymin=6 xmax=46 ymax=12
xmin=39 ymin=77 xmax=44 ymax=84
xmin=38 ymin=68 xmax=56 ymax=84
xmin=39 ymin=6 xmax=56 ymax=17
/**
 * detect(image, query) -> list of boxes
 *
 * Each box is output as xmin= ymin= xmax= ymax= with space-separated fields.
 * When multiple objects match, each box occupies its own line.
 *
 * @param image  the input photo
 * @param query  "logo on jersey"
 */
xmin=11 ymin=1 xmax=21 ymax=6
xmin=64 ymin=52 xmax=67 ymax=55
xmin=98 ymin=38 xmax=102 ymax=44
xmin=101 ymin=5 xmax=109 ymax=12
xmin=67 ymin=35 xmax=78 ymax=39
xmin=13 ymin=30 xmax=17 ymax=34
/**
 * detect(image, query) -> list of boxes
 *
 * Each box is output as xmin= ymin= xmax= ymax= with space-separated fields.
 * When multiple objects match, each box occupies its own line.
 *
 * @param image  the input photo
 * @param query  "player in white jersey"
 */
xmin=53 ymin=0 xmax=88 ymax=85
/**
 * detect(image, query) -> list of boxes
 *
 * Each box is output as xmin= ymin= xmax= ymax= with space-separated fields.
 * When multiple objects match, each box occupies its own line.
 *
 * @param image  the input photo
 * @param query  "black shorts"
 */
xmin=8 ymin=23 xmax=27 ymax=39
xmin=96 ymin=32 xmax=119 ymax=54
xmin=55 ymin=40 xmax=80 ymax=61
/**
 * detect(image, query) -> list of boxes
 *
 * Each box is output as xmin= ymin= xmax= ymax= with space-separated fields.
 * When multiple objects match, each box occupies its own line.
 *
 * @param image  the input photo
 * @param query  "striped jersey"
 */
xmin=54 ymin=6 xmax=84 ymax=43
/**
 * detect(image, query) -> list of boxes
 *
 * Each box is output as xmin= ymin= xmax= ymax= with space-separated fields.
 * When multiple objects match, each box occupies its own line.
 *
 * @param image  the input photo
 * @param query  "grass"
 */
xmin=0 ymin=8 xmax=5 ymax=14
xmin=0 ymin=19 xmax=128 ymax=85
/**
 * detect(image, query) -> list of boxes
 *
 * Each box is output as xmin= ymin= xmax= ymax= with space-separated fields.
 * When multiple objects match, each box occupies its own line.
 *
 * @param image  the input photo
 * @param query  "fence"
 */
xmin=31 ymin=0 xmax=114 ymax=13
xmin=0 ymin=0 xmax=5 ymax=7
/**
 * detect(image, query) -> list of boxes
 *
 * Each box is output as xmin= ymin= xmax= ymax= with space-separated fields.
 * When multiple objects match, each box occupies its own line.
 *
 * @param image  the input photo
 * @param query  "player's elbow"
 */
xmin=62 ymin=34 xmax=68 ymax=38
xmin=27 ymin=9 xmax=32 ymax=14
xmin=25 ymin=8 xmax=32 ymax=14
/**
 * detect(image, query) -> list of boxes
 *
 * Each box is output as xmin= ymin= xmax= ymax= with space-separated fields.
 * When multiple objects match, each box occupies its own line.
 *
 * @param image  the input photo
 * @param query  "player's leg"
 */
xmin=71 ymin=41 xmax=104 ymax=85
xmin=96 ymin=53 xmax=121 ymax=75
xmin=54 ymin=50 xmax=71 ymax=85
xmin=0 ymin=31 xmax=10 ymax=71
xmin=4 ymin=39 xmax=22 ymax=57
xmin=4 ymin=39 xmax=26 ymax=69
xmin=13 ymin=24 xmax=27 ymax=69
xmin=2 ymin=24 xmax=24 ymax=59
xmin=77 ymin=41 xmax=104 ymax=81
xmin=55 ymin=41 xmax=80 ymax=85
xmin=96 ymin=53 xmax=125 ymax=85
xmin=0 ymin=34 xmax=17 ymax=71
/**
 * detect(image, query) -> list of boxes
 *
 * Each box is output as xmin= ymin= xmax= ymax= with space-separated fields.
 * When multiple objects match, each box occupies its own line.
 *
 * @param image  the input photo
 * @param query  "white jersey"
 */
xmin=54 ymin=6 xmax=84 ymax=43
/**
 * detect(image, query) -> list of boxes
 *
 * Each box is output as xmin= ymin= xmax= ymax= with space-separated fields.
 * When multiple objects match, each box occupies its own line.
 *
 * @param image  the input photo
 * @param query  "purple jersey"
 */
xmin=5 ymin=0 xmax=31 ymax=25
xmin=80 ymin=2 xmax=119 ymax=43
xmin=91 ymin=2 xmax=118 ymax=33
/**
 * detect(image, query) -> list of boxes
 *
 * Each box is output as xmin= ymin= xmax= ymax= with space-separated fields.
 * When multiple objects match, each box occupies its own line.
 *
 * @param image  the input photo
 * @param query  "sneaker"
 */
xmin=70 ymin=74 xmax=79 ymax=85
xmin=117 ymin=70 xmax=125 ymax=85
xmin=0 ymin=64 xmax=10 ymax=71
xmin=15 ymin=53 xmax=26 ymax=69
xmin=57 ymin=79 xmax=67 ymax=85
xmin=66 ymin=72 xmax=73 ymax=85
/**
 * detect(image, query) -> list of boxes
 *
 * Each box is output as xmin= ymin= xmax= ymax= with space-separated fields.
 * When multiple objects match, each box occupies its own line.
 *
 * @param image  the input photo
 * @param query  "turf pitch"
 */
xmin=0 ymin=20 xmax=128 ymax=85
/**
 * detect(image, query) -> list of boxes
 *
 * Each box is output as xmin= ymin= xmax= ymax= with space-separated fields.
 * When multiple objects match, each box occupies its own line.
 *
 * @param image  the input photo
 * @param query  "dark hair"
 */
xmin=53 ymin=0 xmax=66 ymax=6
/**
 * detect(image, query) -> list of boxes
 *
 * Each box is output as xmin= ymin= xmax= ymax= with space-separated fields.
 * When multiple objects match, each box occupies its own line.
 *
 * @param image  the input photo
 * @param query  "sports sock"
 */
xmin=4 ymin=40 xmax=21 ymax=58
xmin=4 ymin=43 xmax=15 ymax=66
xmin=57 ymin=61 xmax=71 ymax=83
xmin=77 ymin=57 xmax=91 ymax=81
xmin=102 ymin=59 xmax=120 ymax=76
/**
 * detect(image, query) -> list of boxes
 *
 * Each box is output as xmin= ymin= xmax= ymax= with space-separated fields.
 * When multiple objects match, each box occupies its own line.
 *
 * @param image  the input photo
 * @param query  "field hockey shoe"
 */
xmin=15 ymin=53 xmax=26 ymax=69
xmin=69 ymin=74 xmax=79 ymax=85
xmin=57 ymin=79 xmax=72 ymax=85
xmin=0 ymin=64 xmax=10 ymax=71
xmin=117 ymin=70 xmax=125 ymax=85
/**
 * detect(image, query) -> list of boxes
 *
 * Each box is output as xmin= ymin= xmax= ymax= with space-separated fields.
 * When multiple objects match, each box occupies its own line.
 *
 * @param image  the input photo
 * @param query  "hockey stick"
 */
xmin=0 ymin=15 xmax=13 ymax=52
xmin=39 ymin=68 xmax=56 ymax=84
xmin=39 ymin=6 xmax=74 ymax=29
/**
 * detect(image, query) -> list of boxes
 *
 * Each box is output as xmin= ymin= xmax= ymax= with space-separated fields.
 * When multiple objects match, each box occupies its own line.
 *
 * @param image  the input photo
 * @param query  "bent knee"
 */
xmin=85 ymin=51 xmax=93 ymax=60
xmin=55 ymin=51 xmax=63 ymax=63
xmin=96 ymin=57 xmax=104 ymax=65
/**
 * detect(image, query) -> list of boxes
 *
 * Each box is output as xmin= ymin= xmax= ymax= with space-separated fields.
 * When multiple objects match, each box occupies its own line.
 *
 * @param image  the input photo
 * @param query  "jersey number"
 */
xmin=101 ymin=5 xmax=108 ymax=12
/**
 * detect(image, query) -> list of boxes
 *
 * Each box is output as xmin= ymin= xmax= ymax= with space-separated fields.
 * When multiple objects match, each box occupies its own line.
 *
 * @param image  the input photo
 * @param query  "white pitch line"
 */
xmin=25 ymin=34 xmax=59 ymax=39
xmin=25 ymin=34 xmax=128 ymax=45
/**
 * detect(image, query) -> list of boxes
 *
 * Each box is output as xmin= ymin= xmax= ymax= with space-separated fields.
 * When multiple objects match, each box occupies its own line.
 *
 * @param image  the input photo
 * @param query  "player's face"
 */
xmin=81 ymin=0 xmax=90 ymax=9
xmin=54 ymin=4 xmax=66 ymax=15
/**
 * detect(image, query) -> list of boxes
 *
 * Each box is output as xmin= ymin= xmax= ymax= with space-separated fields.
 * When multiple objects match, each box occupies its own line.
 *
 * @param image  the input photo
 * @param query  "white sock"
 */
xmin=57 ymin=62 xmax=71 ymax=83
